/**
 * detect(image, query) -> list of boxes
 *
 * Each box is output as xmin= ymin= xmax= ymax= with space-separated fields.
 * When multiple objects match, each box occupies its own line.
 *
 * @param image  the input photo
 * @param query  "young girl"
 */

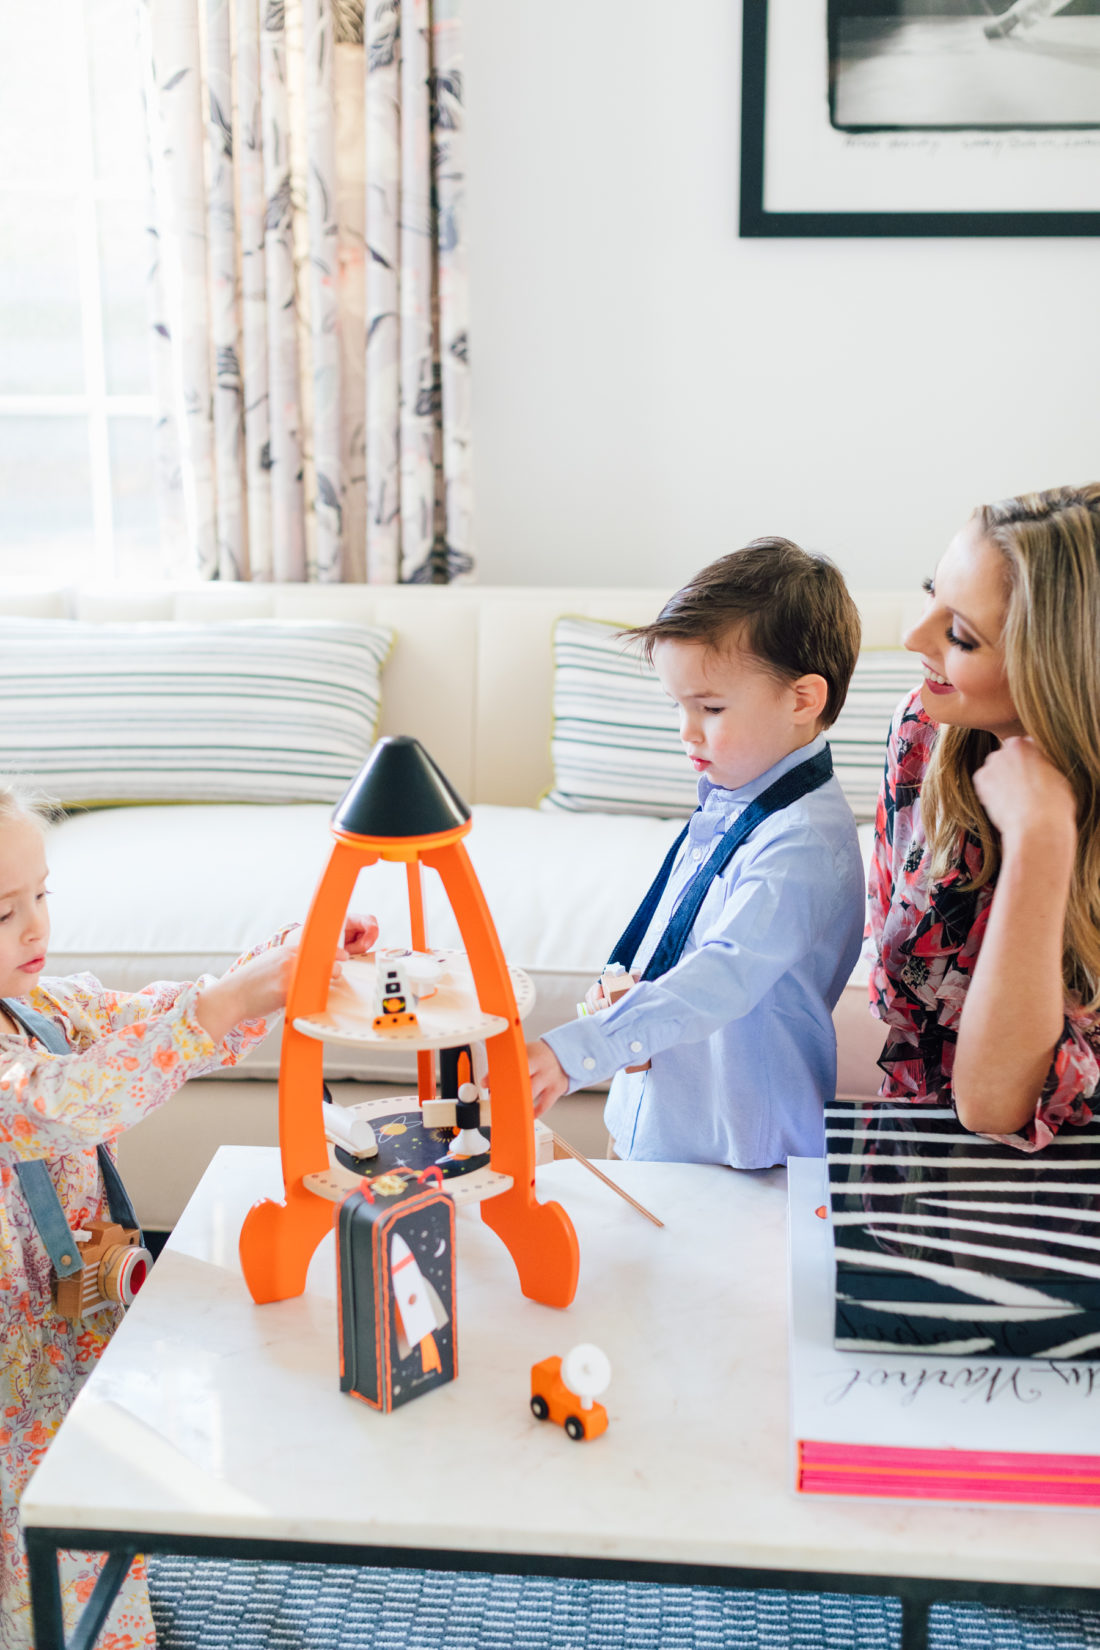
xmin=0 ymin=785 xmax=375 ymax=1650
xmin=870 ymin=483 xmax=1100 ymax=1146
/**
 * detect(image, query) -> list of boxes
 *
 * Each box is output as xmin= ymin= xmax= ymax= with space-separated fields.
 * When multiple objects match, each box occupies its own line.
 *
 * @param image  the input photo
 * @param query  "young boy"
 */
xmin=527 ymin=538 xmax=865 ymax=1167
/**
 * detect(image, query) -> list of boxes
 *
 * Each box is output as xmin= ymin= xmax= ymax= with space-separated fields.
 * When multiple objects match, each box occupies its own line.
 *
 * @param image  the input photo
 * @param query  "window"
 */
xmin=0 ymin=0 xmax=166 ymax=583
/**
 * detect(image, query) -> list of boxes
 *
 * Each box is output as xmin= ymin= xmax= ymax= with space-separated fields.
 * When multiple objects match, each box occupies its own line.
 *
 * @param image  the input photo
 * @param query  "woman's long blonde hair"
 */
xmin=923 ymin=483 xmax=1100 ymax=1010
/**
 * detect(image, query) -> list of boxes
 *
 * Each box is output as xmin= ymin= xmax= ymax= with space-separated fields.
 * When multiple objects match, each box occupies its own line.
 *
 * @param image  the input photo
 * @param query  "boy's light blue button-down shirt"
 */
xmin=542 ymin=735 xmax=865 ymax=1168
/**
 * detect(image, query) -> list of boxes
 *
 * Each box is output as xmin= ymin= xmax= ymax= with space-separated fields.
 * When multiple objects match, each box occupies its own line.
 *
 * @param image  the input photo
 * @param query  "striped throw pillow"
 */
xmin=542 ymin=617 xmax=918 ymax=824
xmin=0 ymin=618 xmax=393 ymax=805
xmin=829 ymin=651 xmax=921 ymax=823
xmin=542 ymin=616 xmax=696 ymax=818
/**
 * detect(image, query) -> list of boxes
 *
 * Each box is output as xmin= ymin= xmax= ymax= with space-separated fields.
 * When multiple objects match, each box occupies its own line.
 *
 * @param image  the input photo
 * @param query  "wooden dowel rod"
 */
xmin=406 ymin=862 xmax=435 ymax=1103
xmin=547 ymin=1130 xmax=664 ymax=1228
xmin=406 ymin=861 xmax=427 ymax=951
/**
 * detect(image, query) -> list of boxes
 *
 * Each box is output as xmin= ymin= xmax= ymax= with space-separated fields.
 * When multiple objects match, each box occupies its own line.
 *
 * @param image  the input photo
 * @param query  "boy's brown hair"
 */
xmin=625 ymin=537 xmax=861 ymax=728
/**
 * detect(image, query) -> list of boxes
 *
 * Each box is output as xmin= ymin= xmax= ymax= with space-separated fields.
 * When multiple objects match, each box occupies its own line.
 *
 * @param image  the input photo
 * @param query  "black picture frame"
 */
xmin=739 ymin=0 xmax=1100 ymax=238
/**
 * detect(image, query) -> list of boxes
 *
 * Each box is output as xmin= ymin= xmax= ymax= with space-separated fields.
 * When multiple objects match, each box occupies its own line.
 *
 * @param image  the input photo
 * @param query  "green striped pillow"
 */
xmin=0 ymin=618 xmax=393 ymax=806
xmin=542 ymin=617 xmax=918 ymax=823
xmin=828 ymin=650 xmax=921 ymax=823
xmin=542 ymin=616 xmax=696 ymax=818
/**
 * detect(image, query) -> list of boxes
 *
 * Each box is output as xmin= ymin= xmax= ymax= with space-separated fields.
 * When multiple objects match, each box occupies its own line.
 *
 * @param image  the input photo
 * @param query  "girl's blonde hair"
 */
xmin=922 ymin=483 xmax=1100 ymax=1010
xmin=0 ymin=782 xmax=54 ymax=833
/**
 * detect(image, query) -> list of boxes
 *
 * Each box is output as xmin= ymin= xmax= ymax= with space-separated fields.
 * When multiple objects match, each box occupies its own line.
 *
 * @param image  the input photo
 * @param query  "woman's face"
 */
xmin=904 ymin=517 xmax=1025 ymax=741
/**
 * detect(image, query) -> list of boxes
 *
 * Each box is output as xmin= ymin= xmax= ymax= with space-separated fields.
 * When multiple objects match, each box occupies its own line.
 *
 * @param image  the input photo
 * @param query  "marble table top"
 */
xmin=20 ymin=1149 xmax=1098 ymax=1589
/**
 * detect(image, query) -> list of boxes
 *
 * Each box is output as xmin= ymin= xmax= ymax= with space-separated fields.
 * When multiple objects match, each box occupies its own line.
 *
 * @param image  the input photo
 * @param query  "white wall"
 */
xmin=463 ymin=0 xmax=1100 ymax=591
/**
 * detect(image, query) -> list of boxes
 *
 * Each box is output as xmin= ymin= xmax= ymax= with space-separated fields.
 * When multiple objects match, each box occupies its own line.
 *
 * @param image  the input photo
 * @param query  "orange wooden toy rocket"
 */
xmin=238 ymin=735 xmax=580 ymax=1311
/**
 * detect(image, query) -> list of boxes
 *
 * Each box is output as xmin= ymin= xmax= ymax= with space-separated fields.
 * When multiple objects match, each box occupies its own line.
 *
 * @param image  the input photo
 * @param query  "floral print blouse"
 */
xmin=0 ymin=932 xmax=289 ymax=1650
xmin=868 ymin=690 xmax=1098 ymax=1151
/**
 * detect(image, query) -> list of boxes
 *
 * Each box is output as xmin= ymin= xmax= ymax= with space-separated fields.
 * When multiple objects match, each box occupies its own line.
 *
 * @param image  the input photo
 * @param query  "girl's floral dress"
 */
xmin=868 ymin=689 xmax=1098 ymax=1149
xmin=0 ymin=932 xmax=290 ymax=1650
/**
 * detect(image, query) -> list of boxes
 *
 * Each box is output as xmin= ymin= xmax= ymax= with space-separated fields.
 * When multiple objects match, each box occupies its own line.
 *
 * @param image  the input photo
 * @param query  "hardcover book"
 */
xmin=788 ymin=1156 xmax=1100 ymax=1506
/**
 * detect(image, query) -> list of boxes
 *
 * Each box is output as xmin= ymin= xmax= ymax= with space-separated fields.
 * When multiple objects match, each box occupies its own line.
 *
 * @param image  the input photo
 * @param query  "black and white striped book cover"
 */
xmin=826 ymin=1099 xmax=1100 ymax=1361
xmin=788 ymin=1158 xmax=1100 ymax=1505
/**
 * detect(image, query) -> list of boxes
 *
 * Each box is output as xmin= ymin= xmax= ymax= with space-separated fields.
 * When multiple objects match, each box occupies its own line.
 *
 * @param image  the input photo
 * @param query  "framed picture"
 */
xmin=740 ymin=0 xmax=1100 ymax=236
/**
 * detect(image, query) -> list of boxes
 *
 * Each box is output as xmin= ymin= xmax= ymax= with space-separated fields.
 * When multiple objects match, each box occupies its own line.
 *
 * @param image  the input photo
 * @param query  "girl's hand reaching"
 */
xmin=337 ymin=911 xmax=379 ymax=958
xmin=195 ymin=913 xmax=379 ymax=1045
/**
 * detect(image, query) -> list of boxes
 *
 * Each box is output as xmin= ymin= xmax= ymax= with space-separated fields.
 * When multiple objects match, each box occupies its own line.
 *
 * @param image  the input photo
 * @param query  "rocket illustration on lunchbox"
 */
xmin=390 ymin=1230 xmax=446 ymax=1373
xmin=336 ymin=1165 xmax=456 ymax=1411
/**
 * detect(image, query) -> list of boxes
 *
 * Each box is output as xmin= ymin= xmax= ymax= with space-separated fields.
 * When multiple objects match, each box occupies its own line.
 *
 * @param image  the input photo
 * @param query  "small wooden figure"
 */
xmin=448 ymin=1081 xmax=491 ymax=1158
xmin=54 ymin=1221 xmax=152 ymax=1319
xmin=599 ymin=965 xmax=633 ymax=1006
xmin=322 ymin=1090 xmax=378 ymax=1158
xmin=373 ymin=955 xmax=419 ymax=1032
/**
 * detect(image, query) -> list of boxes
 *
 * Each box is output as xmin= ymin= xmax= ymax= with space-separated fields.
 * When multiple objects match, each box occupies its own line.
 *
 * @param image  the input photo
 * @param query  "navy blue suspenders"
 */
xmin=4 ymin=998 xmax=140 ymax=1280
xmin=606 ymin=746 xmax=834 ymax=982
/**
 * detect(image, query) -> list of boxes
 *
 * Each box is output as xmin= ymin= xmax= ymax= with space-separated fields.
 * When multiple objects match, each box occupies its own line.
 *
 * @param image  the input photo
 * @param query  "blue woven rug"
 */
xmin=147 ymin=1559 xmax=1100 ymax=1650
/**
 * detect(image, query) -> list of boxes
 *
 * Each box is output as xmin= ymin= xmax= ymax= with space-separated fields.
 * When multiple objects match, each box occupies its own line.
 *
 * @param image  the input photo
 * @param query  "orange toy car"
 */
xmin=529 ymin=1349 xmax=609 ymax=1441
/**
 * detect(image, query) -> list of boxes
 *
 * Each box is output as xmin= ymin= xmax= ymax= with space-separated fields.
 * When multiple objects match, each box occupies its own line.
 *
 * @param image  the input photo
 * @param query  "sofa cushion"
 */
xmin=0 ymin=618 xmax=392 ymax=805
xmin=828 ymin=651 xmax=920 ymax=823
xmin=542 ymin=616 xmax=694 ymax=818
xmin=44 ymin=801 xmax=881 ymax=1091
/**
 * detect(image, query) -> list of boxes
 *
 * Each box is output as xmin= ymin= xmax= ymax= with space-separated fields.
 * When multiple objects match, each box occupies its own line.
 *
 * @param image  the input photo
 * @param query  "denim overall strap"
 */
xmin=606 ymin=820 xmax=692 ymax=975
xmin=610 ymin=746 xmax=834 ymax=985
xmin=12 ymin=1161 xmax=85 ymax=1278
xmin=4 ymin=999 xmax=140 ymax=1272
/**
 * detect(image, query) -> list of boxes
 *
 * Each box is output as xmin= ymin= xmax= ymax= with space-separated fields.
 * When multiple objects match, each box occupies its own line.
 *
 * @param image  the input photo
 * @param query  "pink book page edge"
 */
xmin=801 ymin=1441 xmax=1100 ymax=1475
xmin=797 ymin=1469 xmax=1100 ymax=1505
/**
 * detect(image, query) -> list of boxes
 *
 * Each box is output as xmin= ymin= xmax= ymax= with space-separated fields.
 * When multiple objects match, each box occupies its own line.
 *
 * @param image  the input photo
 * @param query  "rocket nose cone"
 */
xmin=333 ymin=736 xmax=470 ymax=840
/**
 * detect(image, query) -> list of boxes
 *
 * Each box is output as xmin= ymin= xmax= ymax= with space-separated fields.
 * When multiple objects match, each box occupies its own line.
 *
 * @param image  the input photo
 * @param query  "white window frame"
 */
xmin=0 ymin=0 xmax=155 ymax=581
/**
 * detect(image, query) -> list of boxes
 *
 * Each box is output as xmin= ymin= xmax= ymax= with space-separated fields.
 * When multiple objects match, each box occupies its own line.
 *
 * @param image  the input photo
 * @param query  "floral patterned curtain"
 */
xmin=140 ymin=0 xmax=472 ymax=582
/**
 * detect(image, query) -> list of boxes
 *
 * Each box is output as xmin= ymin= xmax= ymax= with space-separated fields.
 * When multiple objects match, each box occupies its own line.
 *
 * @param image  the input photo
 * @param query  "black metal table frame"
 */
xmin=26 ymin=1524 xmax=1100 ymax=1650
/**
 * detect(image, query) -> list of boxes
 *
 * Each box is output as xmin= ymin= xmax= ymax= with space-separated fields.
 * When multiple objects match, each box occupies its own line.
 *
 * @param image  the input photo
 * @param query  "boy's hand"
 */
xmin=583 ymin=969 xmax=640 ymax=1014
xmin=583 ymin=979 xmax=609 ymax=1014
xmin=527 ymin=1038 xmax=569 ymax=1118
xmin=338 ymin=911 xmax=379 ymax=958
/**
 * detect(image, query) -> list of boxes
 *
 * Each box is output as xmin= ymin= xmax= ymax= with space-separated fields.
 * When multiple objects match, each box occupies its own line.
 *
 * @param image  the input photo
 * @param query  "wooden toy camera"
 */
xmin=54 ymin=1219 xmax=152 ymax=1319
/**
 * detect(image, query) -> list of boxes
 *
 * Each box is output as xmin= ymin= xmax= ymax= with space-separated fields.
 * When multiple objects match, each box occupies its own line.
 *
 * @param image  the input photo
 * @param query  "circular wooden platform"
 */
xmin=293 ymin=950 xmax=535 ymax=1051
xmin=309 ymin=1095 xmax=515 ymax=1207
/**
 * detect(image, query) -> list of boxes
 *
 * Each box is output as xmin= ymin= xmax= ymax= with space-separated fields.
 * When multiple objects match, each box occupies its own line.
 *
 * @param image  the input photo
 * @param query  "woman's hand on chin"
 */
xmin=973 ymin=735 xmax=1077 ymax=861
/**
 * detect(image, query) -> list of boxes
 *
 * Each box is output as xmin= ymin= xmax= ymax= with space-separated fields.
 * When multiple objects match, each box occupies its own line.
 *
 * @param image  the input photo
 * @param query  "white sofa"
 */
xmin=1 ymin=582 xmax=918 ymax=1227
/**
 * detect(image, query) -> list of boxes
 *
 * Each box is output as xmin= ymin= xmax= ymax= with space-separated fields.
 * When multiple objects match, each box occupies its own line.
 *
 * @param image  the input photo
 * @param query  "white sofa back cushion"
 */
xmin=543 ymin=615 xmax=697 ymax=817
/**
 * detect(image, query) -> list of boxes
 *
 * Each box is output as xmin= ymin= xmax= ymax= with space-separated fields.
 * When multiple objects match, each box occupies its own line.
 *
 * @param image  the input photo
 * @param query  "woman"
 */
xmin=869 ymin=483 xmax=1100 ymax=1148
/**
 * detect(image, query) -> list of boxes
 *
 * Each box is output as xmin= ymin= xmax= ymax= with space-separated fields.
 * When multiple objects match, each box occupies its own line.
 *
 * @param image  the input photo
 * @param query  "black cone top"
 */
xmin=332 ymin=736 xmax=471 ymax=840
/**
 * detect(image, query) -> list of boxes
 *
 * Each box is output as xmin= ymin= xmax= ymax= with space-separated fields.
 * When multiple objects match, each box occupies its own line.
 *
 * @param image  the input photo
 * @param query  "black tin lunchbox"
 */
xmin=336 ymin=1165 xmax=457 ymax=1410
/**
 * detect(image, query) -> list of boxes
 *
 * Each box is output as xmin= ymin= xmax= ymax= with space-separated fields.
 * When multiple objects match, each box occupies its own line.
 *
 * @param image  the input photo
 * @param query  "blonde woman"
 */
xmin=869 ymin=484 xmax=1100 ymax=1148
